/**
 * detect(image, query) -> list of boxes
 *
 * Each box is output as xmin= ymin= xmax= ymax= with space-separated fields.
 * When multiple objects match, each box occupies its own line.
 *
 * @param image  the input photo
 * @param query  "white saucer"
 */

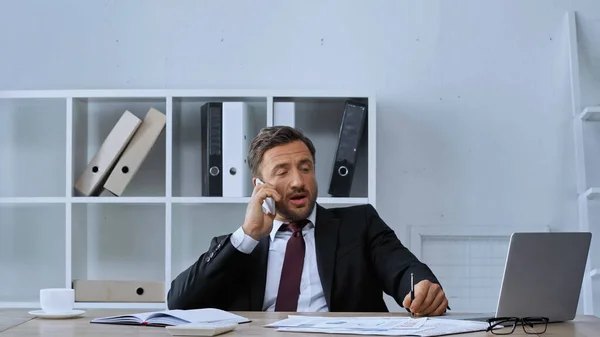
xmin=28 ymin=309 xmax=86 ymax=319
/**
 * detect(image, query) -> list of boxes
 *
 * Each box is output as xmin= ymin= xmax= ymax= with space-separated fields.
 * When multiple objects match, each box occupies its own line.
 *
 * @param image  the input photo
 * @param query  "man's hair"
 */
xmin=247 ymin=126 xmax=316 ymax=178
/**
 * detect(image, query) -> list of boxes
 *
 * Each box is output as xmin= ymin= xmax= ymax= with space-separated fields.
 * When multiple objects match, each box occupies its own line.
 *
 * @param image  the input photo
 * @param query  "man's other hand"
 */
xmin=402 ymin=280 xmax=448 ymax=316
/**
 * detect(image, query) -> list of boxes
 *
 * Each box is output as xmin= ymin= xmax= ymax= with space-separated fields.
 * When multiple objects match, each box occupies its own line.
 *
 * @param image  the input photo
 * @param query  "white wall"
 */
xmin=2 ymin=0 xmax=600 ymax=312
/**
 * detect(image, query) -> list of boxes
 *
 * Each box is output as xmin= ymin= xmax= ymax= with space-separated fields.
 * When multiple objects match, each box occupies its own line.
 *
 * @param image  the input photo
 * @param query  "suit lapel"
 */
xmin=249 ymin=237 xmax=269 ymax=311
xmin=314 ymin=204 xmax=340 ymax=310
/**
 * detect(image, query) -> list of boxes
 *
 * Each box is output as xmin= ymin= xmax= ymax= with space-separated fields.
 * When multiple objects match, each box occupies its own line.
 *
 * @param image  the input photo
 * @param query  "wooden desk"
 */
xmin=0 ymin=309 xmax=599 ymax=336
xmin=0 ymin=310 xmax=34 ymax=333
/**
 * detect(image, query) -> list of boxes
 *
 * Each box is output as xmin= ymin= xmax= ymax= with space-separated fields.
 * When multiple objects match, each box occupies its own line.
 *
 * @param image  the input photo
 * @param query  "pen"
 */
xmin=410 ymin=272 xmax=415 ymax=317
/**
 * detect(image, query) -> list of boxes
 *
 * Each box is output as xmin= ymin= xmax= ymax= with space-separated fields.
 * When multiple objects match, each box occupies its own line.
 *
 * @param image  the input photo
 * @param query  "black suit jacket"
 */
xmin=167 ymin=203 xmax=441 ymax=312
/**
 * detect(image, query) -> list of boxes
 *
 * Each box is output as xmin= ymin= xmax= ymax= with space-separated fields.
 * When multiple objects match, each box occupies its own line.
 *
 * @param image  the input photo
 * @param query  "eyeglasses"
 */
xmin=486 ymin=316 xmax=549 ymax=335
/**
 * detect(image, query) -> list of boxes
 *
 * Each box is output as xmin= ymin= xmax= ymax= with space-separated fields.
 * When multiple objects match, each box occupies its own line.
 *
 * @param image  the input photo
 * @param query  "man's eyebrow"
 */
xmin=298 ymin=158 xmax=313 ymax=165
xmin=270 ymin=159 xmax=312 ymax=172
xmin=271 ymin=162 xmax=290 ymax=172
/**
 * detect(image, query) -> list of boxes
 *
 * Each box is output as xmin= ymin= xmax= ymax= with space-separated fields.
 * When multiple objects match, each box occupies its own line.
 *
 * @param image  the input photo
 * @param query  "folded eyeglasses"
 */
xmin=486 ymin=316 xmax=549 ymax=335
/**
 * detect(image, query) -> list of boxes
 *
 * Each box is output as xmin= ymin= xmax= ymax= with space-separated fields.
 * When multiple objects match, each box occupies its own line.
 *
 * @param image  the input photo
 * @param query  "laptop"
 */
xmin=448 ymin=232 xmax=591 ymax=323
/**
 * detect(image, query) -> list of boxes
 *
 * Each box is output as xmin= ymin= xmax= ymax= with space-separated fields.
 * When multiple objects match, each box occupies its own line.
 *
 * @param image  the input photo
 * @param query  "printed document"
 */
xmin=265 ymin=315 xmax=491 ymax=336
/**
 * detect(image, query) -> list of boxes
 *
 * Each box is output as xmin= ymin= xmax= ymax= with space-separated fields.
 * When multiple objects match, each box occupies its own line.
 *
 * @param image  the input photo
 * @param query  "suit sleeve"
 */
xmin=365 ymin=204 xmax=442 ymax=308
xmin=167 ymin=233 xmax=254 ymax=310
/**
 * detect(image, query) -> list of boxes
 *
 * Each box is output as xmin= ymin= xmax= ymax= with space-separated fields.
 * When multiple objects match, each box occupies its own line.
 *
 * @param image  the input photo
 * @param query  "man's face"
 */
xmin=258 ymin=140 xmax=318 ymax=222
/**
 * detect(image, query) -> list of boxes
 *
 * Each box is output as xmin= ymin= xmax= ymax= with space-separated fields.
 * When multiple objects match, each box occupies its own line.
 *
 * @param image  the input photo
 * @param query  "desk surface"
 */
xmin=0 ymin=310 xmax=34 ymax=333
xmin=1 ymin=309 xmax=599 ymax=336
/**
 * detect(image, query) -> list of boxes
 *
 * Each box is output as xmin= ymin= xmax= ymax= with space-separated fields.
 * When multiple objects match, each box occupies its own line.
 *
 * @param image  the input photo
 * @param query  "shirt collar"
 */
xmin=269 ymin=204 xmax=317 ymax=242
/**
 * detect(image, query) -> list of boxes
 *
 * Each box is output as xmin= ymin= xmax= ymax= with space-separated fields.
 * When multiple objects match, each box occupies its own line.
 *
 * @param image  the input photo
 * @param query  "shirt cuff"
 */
xmin=230 ymin=226 xmax=259 ymax=254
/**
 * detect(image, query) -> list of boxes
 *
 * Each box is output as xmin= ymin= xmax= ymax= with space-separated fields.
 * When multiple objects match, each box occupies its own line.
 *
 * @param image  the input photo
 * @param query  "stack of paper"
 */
xmin=265 ymin=315 xmax=491 ymax=336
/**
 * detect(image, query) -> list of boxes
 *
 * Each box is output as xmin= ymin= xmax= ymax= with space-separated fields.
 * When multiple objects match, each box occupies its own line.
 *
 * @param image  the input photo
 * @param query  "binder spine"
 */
xmin=73 ymin=111 xmax=141 ymax=196
xmin=222 ymin=102 xmax=254 ymax=197
xmin=201 ymin=102 xmax=223 ymax=196
xmin=103 ymin=108 xmax=166 ymax=196
xmin=328 ymin=101 xmax=367 ymax=197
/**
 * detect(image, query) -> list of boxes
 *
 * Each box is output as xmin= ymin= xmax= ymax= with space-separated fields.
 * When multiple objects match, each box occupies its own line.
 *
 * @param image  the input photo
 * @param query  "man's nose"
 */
xmin=290 ymin=169 xmax=305 ymax=188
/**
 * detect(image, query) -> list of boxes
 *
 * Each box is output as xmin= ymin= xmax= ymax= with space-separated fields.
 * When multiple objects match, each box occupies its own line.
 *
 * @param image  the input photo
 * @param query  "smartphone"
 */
xmin=255 ymin=178 xmax=275 ymax=215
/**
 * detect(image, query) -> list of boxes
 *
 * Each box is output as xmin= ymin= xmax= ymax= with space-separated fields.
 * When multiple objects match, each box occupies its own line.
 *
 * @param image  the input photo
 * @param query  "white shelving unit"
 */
xmin=0 ymin=89 xmax=376 ymax=309
xmin=567 ymin=11 xmax=600 ymax=316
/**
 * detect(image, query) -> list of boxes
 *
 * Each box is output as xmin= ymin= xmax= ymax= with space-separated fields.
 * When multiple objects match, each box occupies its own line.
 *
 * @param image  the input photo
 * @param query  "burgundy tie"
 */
xmin=275 ymin=220 xmax=309 ymax=312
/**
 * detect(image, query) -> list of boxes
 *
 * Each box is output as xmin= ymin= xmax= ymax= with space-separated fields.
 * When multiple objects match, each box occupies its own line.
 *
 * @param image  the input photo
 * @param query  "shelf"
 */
xmin=274 ymin=97 xmax=370 ymax=199
xmin=579 ymin=106 xmax=600 ymax=121
xmin=579 ymin=116 xmax=600 ymax=187
xmin=0 ymin=204 xmax=66 ymax=303
xmin=171 ymin=96 xmax=267 ymax=198
xmin=71 ymin=203 xmax=166 ymax=284
xmin=73 ymin=302 xmax=167 ymax=310
xmin=71 ymin=96 xmax=167 ymax=198
xmin=0 ymin=197 xmax=66 ymax=204
xmin=71 ymin=197 xmax=166 ymax=204
xmin=317 ymin=197 xmax=369 ymax=205
xmin=170 ymin=197 xmax=368 ymax=205
xmin=171 ymin=203 xmax=247 ymax=279
xmin=0 ymin=97 xmax=66 ymax=198
xmin=0 ymin=301 xmax=166 ymax=309
xmin=172 ymin=197 xmax=250 ymax=204
xmin=579 ymin=197 xmax=600 ymax=301
xmin=0 ymin=196 xmax=369 ymax=205
xmin=0 ymin=89 xmax=376 ymax=308
xmin=567 ymin=11 xmax=600 ymax=316
xmin=582 ymin=188 xmax=600 ymax=200
xmin=0 ymin=89 xmax=374 ymax=100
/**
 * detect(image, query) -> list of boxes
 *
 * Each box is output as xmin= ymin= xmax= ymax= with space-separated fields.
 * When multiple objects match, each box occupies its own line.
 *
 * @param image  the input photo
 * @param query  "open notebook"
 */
xmin=90 ymin=308 xmax=251 ymax=327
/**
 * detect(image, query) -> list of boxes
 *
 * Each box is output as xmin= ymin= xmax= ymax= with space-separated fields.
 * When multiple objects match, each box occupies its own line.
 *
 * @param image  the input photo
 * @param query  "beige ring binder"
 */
xmin=73 ymin=110 xmax=142 ymax=196
xmin=103 ymin=108 xmax=166 ymax=196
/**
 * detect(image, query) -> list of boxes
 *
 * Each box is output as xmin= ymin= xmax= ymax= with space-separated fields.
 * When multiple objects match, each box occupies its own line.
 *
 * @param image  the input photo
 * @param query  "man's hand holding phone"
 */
xmin=242 ymin=178 xmax=281 ymax=241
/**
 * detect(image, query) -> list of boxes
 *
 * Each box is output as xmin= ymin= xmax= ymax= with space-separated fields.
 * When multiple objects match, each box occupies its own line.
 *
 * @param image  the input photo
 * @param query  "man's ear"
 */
xmin=252 ymin=177 xmax=257 ymax=187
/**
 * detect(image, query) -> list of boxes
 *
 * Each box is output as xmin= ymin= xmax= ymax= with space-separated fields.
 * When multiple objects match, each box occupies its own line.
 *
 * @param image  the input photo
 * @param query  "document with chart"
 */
xmin=265 ymin=315 xmax=490 ymax=336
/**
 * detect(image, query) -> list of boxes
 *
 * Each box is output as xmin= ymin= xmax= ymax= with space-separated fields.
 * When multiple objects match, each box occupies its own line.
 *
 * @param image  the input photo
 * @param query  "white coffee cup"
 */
xmin=40 ymin=288 xmax=74 ymax=313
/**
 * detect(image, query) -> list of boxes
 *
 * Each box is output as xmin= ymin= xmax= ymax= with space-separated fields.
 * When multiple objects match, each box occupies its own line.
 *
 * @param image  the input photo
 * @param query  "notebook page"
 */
xmin=146 ymin=315 xmax=189 ymax=326
xmin=152 ymin=309 xmax=250 ymax=324
xmin=91 ymin=311 xmax=156 ymax=323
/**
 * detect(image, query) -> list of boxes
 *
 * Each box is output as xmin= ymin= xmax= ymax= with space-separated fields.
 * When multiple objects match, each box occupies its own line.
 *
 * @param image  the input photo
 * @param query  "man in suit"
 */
xmin=168 ymin=126 xmax=448 ymax=316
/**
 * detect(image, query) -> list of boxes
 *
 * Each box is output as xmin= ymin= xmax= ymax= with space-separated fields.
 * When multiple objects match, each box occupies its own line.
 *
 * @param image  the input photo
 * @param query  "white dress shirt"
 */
xmin=229 ymin=206 xmax=329 ymax=312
